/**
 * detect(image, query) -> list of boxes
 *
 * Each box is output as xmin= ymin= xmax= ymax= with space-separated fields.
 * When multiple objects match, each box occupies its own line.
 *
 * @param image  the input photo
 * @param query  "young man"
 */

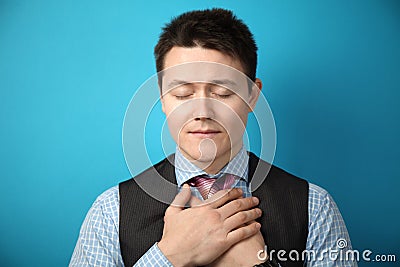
xmin=70 ymin=9 xmax=355 ymax=267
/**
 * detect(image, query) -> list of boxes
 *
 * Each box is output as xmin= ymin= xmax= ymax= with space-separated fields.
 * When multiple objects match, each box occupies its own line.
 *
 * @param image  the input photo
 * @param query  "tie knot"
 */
xmin=187 ymin=174 xmax=237 ymax=200
xmin=187 ymin=175 xmax=215 ymax=186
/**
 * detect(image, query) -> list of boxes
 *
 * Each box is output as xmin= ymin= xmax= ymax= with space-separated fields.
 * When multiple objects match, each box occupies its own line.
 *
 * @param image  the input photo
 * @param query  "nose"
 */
xmin=192 ymin=98 xmax=215 ymax=120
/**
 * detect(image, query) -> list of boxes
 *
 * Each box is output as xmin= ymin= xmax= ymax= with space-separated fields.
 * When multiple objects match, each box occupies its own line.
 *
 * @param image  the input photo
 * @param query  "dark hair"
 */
xmin=154 ymin=8 xmax=258 ymax=81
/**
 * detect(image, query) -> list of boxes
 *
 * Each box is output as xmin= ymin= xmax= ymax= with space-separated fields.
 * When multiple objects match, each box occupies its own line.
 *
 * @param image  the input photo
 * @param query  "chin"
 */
xmin=197 ymin=153 xmax=218 ymax=163
xmin=186 ymin=150 xmax=215 ymax=162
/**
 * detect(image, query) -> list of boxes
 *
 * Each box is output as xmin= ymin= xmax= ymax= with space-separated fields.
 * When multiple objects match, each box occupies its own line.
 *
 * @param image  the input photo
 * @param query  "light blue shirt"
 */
xmin=70 ymin=148 xmax=356 ymax=266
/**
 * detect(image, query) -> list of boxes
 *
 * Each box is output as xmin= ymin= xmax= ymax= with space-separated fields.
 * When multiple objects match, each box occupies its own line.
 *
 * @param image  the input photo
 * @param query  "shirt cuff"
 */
xmin=134 ymin=243 xmax=173 ymax=267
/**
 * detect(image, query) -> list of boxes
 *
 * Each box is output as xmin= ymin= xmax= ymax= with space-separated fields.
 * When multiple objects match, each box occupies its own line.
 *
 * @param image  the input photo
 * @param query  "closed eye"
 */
xmin=174 ymin=94 xmax=193 ymax=100
xmin=213 ymin=93 xmax=233 ymax=99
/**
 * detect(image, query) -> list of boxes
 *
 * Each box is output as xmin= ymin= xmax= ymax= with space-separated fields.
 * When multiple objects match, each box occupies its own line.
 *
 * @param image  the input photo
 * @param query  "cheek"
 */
xmin=167 ymin=116 xmax=184 ymax=142
xmin=164 ymin=104 xmax=192 ymax=142
xmin=221 ymin=117 xmax=246 ymax=143
xmin=214 ymin=103 xmax=248 ymax=137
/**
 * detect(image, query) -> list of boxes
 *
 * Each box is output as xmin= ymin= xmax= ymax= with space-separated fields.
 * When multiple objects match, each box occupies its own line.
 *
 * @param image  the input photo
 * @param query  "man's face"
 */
xmin=160 ymin=46 xmax=261 ymax=172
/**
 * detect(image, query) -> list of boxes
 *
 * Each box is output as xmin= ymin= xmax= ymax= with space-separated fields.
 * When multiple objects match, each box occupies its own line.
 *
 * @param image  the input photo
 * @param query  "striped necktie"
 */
xmin=187 ymin=174 xmax=237 ymax=200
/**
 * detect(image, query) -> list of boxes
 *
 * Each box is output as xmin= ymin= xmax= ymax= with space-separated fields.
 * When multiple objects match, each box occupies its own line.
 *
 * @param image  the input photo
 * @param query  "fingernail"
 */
xmin=256 ymin=208 xmax=262 ymax=215
xmin=256 ymin=222 xmax=261 ymax=229
xmin=253 ymin=197 xmax=259 ymax=204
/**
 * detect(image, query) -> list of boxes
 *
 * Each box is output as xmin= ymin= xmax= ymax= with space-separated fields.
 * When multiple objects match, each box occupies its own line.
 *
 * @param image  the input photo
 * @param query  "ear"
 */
xmin=160 ymin=94 xmax=166 ymax=114
xmin=158 ymin=83 xmax=167 ymax=114
xmin=248 ymin=78 xmax=262 ymax=112
xmin=161 ymin=98 xmax=166 ymax=113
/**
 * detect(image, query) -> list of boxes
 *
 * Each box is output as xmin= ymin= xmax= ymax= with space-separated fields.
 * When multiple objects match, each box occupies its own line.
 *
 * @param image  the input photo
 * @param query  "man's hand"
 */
xmin=157 ymin=184 xmax=262 ymax=267
xmin=206 ymin=228 xmax=266 ymax=267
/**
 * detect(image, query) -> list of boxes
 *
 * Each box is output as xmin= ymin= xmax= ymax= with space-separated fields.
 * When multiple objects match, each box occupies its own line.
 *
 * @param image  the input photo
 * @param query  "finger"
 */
xmin=189 ymin=195 xmax=203 ymax=207
xmin=224 ymin=208 xmax=262 ymax=231
xmin=166 ymin=184 xmax=192 ymax=215
xmin=204 ymin=188 xmax=243 ymax=208
xmin=218 ymin=196 xmax=259 ymax=219
xmin=226 ymin=221 xmax=261 ymax=247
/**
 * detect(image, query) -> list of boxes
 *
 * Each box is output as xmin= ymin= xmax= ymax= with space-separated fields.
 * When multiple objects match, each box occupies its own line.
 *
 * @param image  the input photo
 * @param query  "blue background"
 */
xmin=1 ymin=1 xmax=399 ymax=266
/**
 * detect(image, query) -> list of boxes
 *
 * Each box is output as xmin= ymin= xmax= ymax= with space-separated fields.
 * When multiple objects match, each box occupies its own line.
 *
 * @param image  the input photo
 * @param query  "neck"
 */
xmin=180 ymin=143 xmax=243 ymax=175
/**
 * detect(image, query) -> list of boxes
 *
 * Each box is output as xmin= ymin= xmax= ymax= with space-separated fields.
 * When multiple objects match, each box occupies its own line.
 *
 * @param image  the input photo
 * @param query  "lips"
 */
xmin=188 ymin=129 xmax=221 ymax=138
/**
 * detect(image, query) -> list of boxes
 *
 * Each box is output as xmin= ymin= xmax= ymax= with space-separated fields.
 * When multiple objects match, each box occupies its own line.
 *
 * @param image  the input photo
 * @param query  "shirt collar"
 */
xmin=174 ymin=146 xmax=249 ymax=186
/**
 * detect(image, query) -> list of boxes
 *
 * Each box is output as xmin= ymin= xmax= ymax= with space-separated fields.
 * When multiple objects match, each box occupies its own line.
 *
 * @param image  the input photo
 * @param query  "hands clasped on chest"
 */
xmin=157 ymin=184 xmax=267 ymax=267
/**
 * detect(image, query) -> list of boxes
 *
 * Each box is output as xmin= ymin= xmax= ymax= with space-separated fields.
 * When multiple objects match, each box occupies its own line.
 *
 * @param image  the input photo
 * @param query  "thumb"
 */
xmin=166 ymin=184 xmax=192 ymax=215
xmin=189 ymin=195 xmax=203 ymax=207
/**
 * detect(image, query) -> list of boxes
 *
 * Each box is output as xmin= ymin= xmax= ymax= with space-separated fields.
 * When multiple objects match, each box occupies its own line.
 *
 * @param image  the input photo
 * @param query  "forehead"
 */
xmin=164 ymin=46 xmax=244 ymax=72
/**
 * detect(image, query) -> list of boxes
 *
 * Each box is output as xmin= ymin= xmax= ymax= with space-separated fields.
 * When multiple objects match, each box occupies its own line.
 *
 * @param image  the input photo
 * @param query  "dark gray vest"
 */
xmin=119 ymin=153 xmax=309 ymax=266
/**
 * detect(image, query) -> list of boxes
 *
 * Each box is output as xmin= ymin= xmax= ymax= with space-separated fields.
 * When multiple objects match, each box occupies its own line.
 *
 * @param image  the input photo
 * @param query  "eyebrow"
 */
xmin=167 ymin=80 xmax=188 ymax=88
xmin=211 ymin=79 xmax=237 ymax=87
xmin=167 ymin=79 xmax=237 ymax=88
